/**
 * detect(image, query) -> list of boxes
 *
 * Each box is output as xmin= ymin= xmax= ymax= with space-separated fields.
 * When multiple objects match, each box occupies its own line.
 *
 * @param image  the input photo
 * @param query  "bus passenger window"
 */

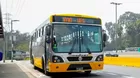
xmin=42 ymin=27 xmax=44 ymax=35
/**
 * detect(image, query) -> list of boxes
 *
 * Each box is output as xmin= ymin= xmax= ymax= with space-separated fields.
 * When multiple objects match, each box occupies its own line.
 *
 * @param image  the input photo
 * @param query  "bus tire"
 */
xmin=33 ymin=65 xmax=37 ymax=69
xmin=42 ymin=58 xmax=45 ymax=72
xmin=45 ymin=71 xmax=51 ymax=76
xmin=31 ymin=55 xmax=34 ymax=64
xmin=44 ymin=67 xmax=51 ymax=76
xmin=84 ymin=71 xmax=91 ymax=75
xmin=42 ymin=58 xmax=51 ymax=76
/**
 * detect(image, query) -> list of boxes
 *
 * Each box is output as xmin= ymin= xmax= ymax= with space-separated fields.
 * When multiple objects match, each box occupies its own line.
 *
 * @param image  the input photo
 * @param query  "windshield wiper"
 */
xmin=69 ymin=32 xmax=92 ymax=54
xmin=81 ymin=36 xmax=91 ymax=54
xmin=69 ymin=36 xmax=78 ymax=54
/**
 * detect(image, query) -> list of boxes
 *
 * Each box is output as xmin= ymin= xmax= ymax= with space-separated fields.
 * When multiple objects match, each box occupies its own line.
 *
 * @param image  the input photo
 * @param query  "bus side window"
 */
xmin=42 ymin=26 xmax=44 ymax=36
xmin=38 ymin=30 xmax=40 ymax=37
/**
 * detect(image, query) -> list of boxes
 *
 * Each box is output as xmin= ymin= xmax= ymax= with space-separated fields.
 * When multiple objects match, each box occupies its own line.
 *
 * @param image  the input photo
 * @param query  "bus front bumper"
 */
xmin=48 ymin=62 xmax=103 ymax=72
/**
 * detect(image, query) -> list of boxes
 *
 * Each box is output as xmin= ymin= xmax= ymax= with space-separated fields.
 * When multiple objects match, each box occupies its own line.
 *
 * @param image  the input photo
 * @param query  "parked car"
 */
xmin=7 ymin=50 xmax=27 ymax=60
xmin=105 ymin=53 xmax=119 ymax=57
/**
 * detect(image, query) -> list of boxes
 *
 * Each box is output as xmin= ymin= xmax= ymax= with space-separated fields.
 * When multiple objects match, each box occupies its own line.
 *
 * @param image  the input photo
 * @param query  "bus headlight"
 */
xmin=52 ymin=55 xmax=64 ymax=63
xmin=95 ymin=55 xmax=104 ymax=61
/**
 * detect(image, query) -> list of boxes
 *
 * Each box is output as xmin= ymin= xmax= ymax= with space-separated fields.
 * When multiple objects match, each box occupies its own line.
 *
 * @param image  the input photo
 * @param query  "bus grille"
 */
xmin=67 ymin=64 xmax=91 ymax=70
xmin=67 ymin=56 xmax=92 ymax=61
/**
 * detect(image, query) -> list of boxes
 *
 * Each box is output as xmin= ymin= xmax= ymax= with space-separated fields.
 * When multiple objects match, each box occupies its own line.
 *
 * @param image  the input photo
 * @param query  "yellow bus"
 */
xmin=29 ymin=14 xmax=107 ymax=75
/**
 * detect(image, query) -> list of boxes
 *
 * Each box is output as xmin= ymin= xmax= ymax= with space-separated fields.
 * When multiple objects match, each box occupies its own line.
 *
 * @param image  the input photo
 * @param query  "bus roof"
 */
xmin=51 ymin=14 xmax=101 ymax=19
xmin=31 ymin=14 xmax=101 ymax=35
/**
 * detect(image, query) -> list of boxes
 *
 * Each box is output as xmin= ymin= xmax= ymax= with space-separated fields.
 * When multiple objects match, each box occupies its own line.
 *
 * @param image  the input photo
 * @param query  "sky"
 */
xmin=1 ymin=0 xmax=140 ymax=34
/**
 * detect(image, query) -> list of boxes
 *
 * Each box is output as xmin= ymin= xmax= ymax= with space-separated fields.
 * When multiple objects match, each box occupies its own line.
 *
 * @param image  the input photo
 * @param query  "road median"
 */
xmin=104 ymin=57 xmax=140 ymax=68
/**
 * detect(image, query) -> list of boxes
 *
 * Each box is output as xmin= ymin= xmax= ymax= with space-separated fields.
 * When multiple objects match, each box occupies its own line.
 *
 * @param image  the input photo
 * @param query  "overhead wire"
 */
xmin=7 ymin=0 xmax=14 ymax=32
xmin=5 ymin=0 xmax=9 ymax=32
xmin=16 ymin=0 xmax=26 ymax=19
xmin=14 ymin=0 xmax=21 ymax=19
xmin=9 ymin=0 xmax=14 ymax=15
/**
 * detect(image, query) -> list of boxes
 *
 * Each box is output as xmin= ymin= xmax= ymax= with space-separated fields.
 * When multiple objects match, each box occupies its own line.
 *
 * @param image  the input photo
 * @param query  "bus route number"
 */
xmin=62 ymin=17 xmax=85 ymax=23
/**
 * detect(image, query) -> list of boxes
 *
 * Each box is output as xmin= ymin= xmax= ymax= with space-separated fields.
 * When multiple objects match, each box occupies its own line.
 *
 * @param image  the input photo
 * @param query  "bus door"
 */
xmin=45 ymin=43 xmax=50 ymax=64
xmin=45 ymin=26 xmax=51 ymax=65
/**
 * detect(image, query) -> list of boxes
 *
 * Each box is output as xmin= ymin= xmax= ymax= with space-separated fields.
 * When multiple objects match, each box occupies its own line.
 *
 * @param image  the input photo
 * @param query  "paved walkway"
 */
xmin=0 ymin=60 xmax=35 ymax=78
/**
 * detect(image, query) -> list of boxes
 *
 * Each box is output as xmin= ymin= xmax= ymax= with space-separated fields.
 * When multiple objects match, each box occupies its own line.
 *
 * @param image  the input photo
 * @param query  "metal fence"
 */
xmin=6 ymin=51 xmax=29 ymax=60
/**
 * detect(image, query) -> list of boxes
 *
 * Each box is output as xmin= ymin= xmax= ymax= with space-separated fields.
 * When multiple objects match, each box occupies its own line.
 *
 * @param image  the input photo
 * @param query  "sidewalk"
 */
xmin=0 ymin=60 xmax=15 ymax=64
xmin=0 ymin=60 xmax=34 ymax=78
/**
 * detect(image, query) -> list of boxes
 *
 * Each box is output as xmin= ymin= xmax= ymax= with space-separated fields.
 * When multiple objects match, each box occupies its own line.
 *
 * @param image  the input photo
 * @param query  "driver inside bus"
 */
xmin=52 ymin=37 xmax=58 ymax=52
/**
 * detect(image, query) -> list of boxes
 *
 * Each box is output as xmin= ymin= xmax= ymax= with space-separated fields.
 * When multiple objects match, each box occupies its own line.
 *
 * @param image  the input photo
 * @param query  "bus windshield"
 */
xmin=51 ymin=24 xmax=102 ymax=53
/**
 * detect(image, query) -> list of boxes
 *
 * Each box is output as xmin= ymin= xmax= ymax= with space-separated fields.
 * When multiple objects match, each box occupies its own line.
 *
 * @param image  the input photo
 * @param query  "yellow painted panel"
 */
xmin=104 ymin=57 xmax=140 ymax=68
xmin=34 ymin=57 xmax=43 ymax=69
xmin=50 ymin=16 xmax=53 ymax=22
xmin=48 ymin=62 xmax=104 ymax=72
xmin=51 ymin=14 xmax=100 ymax=19
xmin=90 ymin=62 xmax=104 ymax=70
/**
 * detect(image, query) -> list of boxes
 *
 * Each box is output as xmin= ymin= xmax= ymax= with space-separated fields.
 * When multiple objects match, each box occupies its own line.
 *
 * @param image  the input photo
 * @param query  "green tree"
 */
xmin=117 ymin=11 xmax=140 ymax=48
xmin=105 ymin=22 xmax=115 ymax=41
xmin=1 ymin=30 xmax=30 ymax=52
xmin=16 ymin=41 xmax=29 ymax=51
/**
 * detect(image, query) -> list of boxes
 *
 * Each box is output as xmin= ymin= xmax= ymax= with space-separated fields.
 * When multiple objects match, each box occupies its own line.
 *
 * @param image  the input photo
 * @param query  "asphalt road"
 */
xmin=104 ymin=65 xmax=140 ymax=78
xmin=0 ymin=62 xmax=34 ymax=78
xmin=15 ymin=60 xmax=140 ymax=78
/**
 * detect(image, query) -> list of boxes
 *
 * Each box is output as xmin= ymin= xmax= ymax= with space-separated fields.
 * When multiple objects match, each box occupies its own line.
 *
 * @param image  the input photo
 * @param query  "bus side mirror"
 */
xmin=46 ymin=26 xmax=51 ymax=36
xmin=103 ymin=33 xmax=107 ymax=47
xmin=46 ymin=39 xmax=50 ymax=44
xmin=46 ymin=35 xmax=51 ymax=44
xmin=103 ymin=33 xmax=107 ymax=42
xmin=46 ymin=26 xmax=51 ymax=44
xmin=46 ymin=29 xmax=50 ymax=36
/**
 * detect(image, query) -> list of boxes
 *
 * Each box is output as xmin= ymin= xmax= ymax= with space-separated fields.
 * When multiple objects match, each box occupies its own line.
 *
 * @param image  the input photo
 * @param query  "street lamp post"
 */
xmin=3 ymin=27 xmax=7 ymax=63
xmin=11 ymin=20 xmax=19 ymax=62
xmin=110 ymin=2 xmax=122 ymax=53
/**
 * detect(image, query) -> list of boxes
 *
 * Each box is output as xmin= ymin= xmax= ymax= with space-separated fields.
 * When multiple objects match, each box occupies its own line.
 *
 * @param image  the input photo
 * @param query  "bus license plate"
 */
xmin=76 ymin=67 xmax=83 ymax=70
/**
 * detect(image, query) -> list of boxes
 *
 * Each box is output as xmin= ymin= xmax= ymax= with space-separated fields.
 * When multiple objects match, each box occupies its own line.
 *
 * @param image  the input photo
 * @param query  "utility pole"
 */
xmin=3 ymin=13 xmax=12 ymax=61
xmin=11 ymin=20 xmax=13 ymax=62
xmin=110 ymin=2 xmax=122 ymax=53
xmin=11 ymin=20 xmax=19 ymax=62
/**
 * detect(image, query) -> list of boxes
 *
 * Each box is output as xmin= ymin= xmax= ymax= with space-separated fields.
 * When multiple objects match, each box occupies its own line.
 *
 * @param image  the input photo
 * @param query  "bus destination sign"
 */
xmin=52 ymin=16 xmax=101 ymax=24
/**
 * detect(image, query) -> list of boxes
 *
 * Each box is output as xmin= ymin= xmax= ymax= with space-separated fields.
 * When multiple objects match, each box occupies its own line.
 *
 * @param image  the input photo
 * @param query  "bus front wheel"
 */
xmin=84 ymin=71 xmax=91 ymax=75
xmin=33 ymin=65 xmax=37 ymax=69
xmin=42 ymin=58 xmax=51 ymax=76
xmin=45 ymin=70 xmax=52 ymax=76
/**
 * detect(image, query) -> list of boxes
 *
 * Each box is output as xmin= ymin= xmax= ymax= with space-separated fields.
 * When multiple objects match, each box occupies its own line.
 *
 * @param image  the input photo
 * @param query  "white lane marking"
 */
xmin=16 ymin=61 xmax=46 ymax=78
xmin=92 ymin=71 xmax=118 ymax=76
xmin=123 ymin=76 xmax=135 ymax=78
xmin=16 ymin=62 xmax=36 ymax=78
xmin=106 ymin=72 xmax=118 ymax=75
xmin=18 ymin=61 xmax=48 ymax=78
